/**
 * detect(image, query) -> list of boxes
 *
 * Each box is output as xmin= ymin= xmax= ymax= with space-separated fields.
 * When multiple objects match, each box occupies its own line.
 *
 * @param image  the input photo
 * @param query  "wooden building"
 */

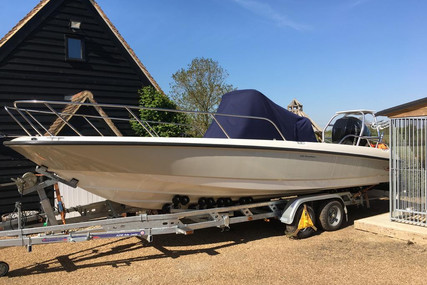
xmin=0 ymin=0 xmax=161 ymax=215
xmin=377 ymin=97 xmax=427 ymax=227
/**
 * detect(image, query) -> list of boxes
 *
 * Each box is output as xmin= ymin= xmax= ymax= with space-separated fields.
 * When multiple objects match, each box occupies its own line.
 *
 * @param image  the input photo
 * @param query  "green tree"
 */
xmin=131 ymin=86 xmax=189 ymax=137
xmin=170 ymin=57 xmax=235 ymax=135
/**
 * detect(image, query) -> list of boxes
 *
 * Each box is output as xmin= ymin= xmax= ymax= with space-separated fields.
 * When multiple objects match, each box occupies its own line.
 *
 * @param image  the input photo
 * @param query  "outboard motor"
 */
xmin=332 ymin=116 xmax=371 ymax=145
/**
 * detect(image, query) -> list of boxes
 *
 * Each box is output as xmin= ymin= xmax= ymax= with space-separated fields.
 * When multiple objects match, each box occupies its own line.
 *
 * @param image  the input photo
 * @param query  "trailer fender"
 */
xmin=280 ymin=194 xmax=348 ymax=225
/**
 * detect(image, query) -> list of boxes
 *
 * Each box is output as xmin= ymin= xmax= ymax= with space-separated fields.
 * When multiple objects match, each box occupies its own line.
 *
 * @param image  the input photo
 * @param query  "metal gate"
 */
xmin=390 ymin=117 xmax=427 ymax=226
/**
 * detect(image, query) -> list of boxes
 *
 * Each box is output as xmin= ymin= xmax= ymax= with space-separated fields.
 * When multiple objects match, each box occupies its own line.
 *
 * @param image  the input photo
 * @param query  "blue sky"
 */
xmin=1 ymin=0 xmax=426 ymax=126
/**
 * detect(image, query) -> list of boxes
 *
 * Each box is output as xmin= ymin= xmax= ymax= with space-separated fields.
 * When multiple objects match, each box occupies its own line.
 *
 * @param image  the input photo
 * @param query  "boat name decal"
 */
xmin=42 ymin=237 xmax=68 ymax=243
xmin=92 ymin=231 xmax=145 ymax=239
xmin=300 ymin=155 xmax=316 ymax=158
xmin=41 ymin=231 xmax=145 ymax=243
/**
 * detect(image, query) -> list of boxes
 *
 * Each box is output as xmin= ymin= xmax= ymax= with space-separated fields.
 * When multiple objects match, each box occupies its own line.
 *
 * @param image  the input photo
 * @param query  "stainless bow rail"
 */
xmin=4 ymin=100 xmax=286 ymax=140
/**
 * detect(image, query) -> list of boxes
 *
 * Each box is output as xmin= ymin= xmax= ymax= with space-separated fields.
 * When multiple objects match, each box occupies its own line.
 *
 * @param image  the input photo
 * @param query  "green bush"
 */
xmin=131 ymin=86 xmax=189 ymax=137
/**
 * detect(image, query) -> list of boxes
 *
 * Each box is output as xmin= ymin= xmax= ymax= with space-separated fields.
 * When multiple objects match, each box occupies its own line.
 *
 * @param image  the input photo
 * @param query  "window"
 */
xmin=66 ymin=36 xmax=84 ymax=61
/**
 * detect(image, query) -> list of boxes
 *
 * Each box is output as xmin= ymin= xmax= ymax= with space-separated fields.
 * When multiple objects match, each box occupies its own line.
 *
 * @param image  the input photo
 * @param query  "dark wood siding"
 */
xmin=0 ymin=0 xmax=156 ymax=214
xmin=0 ymin=0 xmax=153 ymax=135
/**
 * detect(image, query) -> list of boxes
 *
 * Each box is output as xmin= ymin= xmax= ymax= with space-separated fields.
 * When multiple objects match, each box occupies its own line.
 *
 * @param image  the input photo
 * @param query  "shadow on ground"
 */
xmin=346 ymin=198 xmax=389 ymax=226
xmin=6 ymin=199 xmax=389 ymax=277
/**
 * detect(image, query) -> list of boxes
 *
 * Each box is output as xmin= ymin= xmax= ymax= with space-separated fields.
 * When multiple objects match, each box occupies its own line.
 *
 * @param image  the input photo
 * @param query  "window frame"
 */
xmin=65 ymin=35 xmax=85 ymax=62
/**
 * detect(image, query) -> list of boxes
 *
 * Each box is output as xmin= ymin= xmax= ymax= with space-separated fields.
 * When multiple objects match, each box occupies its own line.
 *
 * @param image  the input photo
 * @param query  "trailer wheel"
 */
xmin=318 ymin=200 xmax=344 ymax=231
xmin=285 ymin=205 xmax=316 ymax=239
xmin=161 ymin=203 xmax=172 ymax=213
xmin=217 ymin=198 xmax=226 ymax=207
xmin=198 ymin=197 xmax=207 ymax=207
xmin=179 ymin=196 xmax=190 ymax=206
xmin=239 ymin=197 xmax=248 ymax=205
xmin=172 ymin=195 xmax=181 ymax=205
xmin=224 ymin=198 xmax=233 ymax=206
xmin=0 ymin=261 xmax=9 ymax=277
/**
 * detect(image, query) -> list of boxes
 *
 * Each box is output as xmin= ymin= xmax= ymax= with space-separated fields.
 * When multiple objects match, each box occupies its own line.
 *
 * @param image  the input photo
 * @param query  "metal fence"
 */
xmin=390 ymin=117 xmax=427 ymax=227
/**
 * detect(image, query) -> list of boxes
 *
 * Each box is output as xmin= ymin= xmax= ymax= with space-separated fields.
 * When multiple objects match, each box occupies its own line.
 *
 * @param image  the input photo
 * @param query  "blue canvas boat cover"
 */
xmin=204 ymin=89 xmax=317 ymax=142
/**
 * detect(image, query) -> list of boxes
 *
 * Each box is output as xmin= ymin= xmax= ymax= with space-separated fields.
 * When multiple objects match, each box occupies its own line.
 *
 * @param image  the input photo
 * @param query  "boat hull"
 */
xmin=5 ymin=137 xmax=390 ymax=209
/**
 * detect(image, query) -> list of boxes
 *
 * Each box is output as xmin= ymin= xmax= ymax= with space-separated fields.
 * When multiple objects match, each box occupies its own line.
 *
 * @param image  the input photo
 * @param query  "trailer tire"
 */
xmin=318 ymin=200 xmax=344 ymax=231
xmin=161 ymin=203 xmax=172 ymax=214
xmin=198 ymin=197 xmax=207 ymax=207
xmin=0 ymin=261 xmax=9 ymax=277
xmin=206 ymin=198 xmax=216 ymax=208
xmin=179 ymin=196 xmax=190 ymax=206
xmin=285 ymin=205 xmax=316 ymax=239
xmin=217 ymin=198 xmax=226 ymax=207
xmin=172 ymin=195 xmax=181 ymax=205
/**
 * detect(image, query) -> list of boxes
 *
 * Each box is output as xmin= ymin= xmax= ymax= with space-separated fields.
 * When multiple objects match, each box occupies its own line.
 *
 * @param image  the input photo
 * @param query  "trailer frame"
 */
xmin=0 ymin=168 xmax=374 ymax=277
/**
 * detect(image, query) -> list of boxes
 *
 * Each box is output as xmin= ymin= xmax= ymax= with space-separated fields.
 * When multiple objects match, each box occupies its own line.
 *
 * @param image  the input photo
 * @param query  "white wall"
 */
xmin=56 ymin=183 xmax=105 ymax=218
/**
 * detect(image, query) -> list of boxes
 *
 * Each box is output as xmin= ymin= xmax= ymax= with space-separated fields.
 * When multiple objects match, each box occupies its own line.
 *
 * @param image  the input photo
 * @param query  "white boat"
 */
xmin=5 ymin=135 xmax=388 ymax=209
xmin=3 ymin=90 xmax=389 ymax=210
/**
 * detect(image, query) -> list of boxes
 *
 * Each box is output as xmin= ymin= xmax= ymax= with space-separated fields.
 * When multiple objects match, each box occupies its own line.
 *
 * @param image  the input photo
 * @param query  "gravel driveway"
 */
xmin=1 ymin=200 xmax=426 ymax=285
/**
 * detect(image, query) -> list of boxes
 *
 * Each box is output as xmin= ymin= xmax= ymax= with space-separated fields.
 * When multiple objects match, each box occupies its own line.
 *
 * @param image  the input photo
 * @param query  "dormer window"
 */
xmin=66 ymin=36 xmax=85 ymax=61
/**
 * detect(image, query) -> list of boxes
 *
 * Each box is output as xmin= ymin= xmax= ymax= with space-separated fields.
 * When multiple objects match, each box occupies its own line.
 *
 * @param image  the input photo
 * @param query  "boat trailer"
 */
xmin=0 ymin=167 xmax=374 ymax=277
